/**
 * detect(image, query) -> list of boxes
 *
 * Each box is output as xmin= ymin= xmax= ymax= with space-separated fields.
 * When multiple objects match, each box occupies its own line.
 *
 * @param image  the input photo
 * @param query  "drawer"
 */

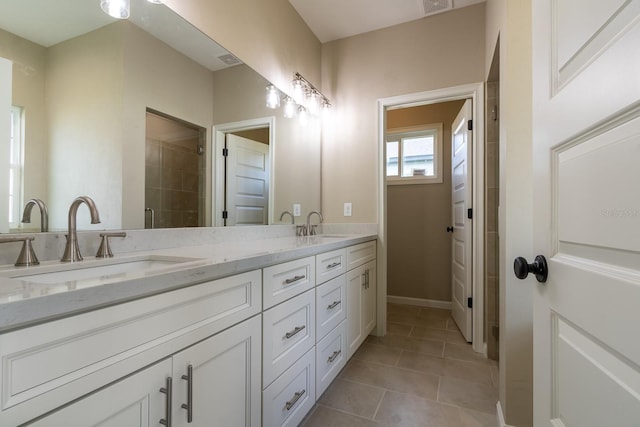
xmin=263 ymin=348 xmax=316 ymax=427
xmin=263 ymin=256 xmax=315 ymax=309
xmin=316 ymin=275 xmax=347 ymax=341
xmin=0 ymin=270 xmax=262 ymax=426
xmin=316 ymin=248 xmax=347 ymax=284
xmin=263 ymin=289 xmax=315 ymax=387
xmin=316 ymin=321 xmax=347 ymax=398
xmin=346 ymin=241 xmax=376 ymax=270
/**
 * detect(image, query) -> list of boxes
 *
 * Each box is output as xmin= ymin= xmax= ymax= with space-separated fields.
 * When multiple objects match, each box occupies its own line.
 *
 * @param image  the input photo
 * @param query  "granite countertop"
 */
xmin=0 ymin=233 xmax=376 ymax=333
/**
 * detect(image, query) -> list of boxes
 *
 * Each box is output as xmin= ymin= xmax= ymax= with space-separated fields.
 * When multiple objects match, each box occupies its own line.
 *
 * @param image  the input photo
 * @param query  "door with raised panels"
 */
xmin=532 ymin=1 xmax=640 ymax=425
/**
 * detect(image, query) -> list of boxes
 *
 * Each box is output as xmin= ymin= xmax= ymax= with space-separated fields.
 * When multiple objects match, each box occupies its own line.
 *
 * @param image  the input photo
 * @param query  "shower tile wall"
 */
xmin=485 ymin=82 xmax=499 ymax=361
xmin=145 ymin=137 xmax=201 ymax=228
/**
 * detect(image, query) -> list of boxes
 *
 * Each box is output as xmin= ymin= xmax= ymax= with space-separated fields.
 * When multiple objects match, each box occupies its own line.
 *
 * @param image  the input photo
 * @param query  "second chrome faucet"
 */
xmin=61 ymin=196 xmax=101 ymax=263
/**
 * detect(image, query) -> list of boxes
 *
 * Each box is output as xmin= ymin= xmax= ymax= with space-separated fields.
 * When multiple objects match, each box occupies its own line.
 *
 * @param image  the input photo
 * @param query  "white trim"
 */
xmin=377 ymin=83 xmax=485 ymax=354
xmin=497 ymin=401 xmax=513 ymax=427
xmin=213 ymin=117 xmax=276 ymax=227
xmin=387 ymin=295 xmax=452 ymax=310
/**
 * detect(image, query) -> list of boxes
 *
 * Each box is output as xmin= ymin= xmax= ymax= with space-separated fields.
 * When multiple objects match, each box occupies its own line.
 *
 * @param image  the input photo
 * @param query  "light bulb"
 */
xmin=308 ymin=91 xmax=320 ymax=115
xmin=266 ymin=85 xmax=280 ymax=109
xmin=283 ymin=97 xmax=296 ymax=118
xmin=100 ymin=0 xmax=130 ymax=19
xmin=292 ymin=78 xmax=304 ymax=104
xmin=298 ymin=106 xmax=308 ymax=126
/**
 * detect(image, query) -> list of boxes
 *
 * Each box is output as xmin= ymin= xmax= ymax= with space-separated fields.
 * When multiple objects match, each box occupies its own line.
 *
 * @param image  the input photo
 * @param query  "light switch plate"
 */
xmin=344 ymin=203 xmax=352 ymax=217
xmin=293 ymin=204 xmax=301 ymax=216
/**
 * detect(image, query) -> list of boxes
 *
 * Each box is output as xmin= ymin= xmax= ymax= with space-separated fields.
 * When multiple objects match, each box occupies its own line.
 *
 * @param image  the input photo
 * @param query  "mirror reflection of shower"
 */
xmin=144 ymin=109 xmax=206 ymax=229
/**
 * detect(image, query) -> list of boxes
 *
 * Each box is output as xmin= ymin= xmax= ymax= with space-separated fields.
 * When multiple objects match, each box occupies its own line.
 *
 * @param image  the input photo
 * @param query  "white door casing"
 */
xmin=0 ymin=57 xmax=11 ymax=233
xmin=451 ymin=99 xmax=473 ymax=342
xmin=225 ymin=134 xmax=270 ymax=226
xmin=532 ymin=1 xmax=640 ymax=426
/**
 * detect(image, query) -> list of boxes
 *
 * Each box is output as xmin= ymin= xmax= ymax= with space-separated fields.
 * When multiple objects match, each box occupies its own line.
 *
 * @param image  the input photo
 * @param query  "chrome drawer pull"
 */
xmin=159 ymin=376 xmax=172 ymax=426
xmin=181 ymin=364 xmax=193 ymax=423
xmin=327 ymin=350 xmax=342 ymax=363
xmin=326 ymin=262 xmax=341 ymax=269
xmin=327 ymin=300 xmax=341 ymax=310
xmin=284 ymin=274 xmax=306 ymax=285
xmin=285 ymin=389 xmax=306 ymax=411
xmin=285 ymin=325 xmax=306 ymax=339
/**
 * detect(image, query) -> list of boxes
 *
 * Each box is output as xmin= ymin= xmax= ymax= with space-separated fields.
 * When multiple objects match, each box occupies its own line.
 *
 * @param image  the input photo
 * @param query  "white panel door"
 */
xmin=532 ymin=1 xmax=640 ymax=425
xmin=451 ymin=99 xmax=473 ymax=342
xmin=226 ymin=134 xmax=269 ymax=226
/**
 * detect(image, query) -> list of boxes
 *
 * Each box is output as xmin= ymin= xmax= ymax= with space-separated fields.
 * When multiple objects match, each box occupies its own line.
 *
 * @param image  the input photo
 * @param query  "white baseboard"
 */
xmin=497 ymin=402 xmax=514 ymax=427
xmin=387 ymin=295 xmax=452 ymax=310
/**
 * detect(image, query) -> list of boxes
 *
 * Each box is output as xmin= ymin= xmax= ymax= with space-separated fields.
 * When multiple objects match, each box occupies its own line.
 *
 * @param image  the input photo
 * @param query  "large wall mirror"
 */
xmin=0 ymin=0 xmax=321 ymax=233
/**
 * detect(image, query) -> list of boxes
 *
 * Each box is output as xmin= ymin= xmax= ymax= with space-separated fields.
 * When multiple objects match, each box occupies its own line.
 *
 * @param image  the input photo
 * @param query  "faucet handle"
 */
xmin=96 ymin=232 xmax=127 ymax=258
xmin=0 ymin=235 xmax=40 ymax=267
xmin=309 ymin=225 xmax=318 ymax=235
xmin=296 ymin=225 xmax=307 ymax=237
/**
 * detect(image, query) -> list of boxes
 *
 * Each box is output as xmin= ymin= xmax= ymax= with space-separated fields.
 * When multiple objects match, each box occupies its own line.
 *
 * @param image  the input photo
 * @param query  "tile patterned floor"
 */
xmin=300 ymin=303 xmax=499 ymax=427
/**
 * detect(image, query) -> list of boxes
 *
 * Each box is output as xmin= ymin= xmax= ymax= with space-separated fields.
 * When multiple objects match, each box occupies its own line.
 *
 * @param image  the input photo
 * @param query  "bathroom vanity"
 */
xmin=0 ymin=233 xmax=377 ymax=426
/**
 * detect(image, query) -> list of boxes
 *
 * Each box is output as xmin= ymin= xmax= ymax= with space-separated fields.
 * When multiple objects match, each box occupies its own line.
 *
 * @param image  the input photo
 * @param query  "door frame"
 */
xmin=213 ymin=117 xmax=275 ymax=227
xmin=377 ymin=82 xmax=485 ymax=353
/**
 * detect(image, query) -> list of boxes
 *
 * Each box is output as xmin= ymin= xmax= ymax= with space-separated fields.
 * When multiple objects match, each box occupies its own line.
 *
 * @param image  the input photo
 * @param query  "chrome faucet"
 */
xmin=279 ymin=210 xmax=295 ymax=224
xmin=305 ymin=210 xmax=323 ymax=236
xmin=61 ymin=196 xmax=101 ymax=262
xmin=21 ymin=198 xmax=49 ymax=232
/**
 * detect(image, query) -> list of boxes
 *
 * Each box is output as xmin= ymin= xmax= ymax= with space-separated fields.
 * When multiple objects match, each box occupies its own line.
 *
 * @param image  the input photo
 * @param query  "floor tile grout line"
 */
xmin=371 ymin=389 xmax=386 ymax=421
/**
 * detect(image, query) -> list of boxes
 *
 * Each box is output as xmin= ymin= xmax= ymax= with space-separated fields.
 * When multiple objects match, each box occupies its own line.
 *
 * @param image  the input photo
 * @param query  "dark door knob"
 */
xmin=513 ymin=255 xmax=548 ymax=283
xmin=446 ymin=226 xmax=454 ymax=233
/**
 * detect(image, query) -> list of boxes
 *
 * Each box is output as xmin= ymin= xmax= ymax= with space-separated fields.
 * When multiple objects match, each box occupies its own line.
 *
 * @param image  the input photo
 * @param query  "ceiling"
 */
xmin=289 ymin=0 xmax=485 ymax=43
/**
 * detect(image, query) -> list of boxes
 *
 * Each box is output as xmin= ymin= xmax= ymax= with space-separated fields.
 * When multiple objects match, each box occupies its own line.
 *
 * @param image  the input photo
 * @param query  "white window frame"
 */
xmin=9 ymin=105 xmax=24 ymax=227
xmin=385 ymin=123 xmax=443 ymax=185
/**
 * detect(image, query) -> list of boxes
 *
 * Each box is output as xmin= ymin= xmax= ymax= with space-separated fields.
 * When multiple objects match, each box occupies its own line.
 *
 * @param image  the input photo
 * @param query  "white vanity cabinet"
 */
xmin=345 ymin=242 xmax=377 ymax=359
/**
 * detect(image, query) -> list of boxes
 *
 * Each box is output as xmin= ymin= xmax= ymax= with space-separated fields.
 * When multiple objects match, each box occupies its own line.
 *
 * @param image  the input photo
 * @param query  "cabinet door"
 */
xmin=362 ymin=260 xmax=377 ymax=336
xmin=172 ymin=315 xmax=261 ymax=427
xmin=28 ymin=359 xmax=172 ymax=427
xmin=346 ymin=265 xmax=365 ymax=359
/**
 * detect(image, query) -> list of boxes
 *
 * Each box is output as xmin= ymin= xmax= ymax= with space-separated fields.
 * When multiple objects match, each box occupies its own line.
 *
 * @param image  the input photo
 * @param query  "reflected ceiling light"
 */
xmin=147 ymin=0 xmax=163 ymax=3
xmin=266 ymin=85 xmax=280 ymax=109
xmin=100 ymin=0 xmax=130 ymax=19
xmin=298 ymin=106 xmax=308 ymax=126
xmin=283 ymin=97 xmax=296 ymax=118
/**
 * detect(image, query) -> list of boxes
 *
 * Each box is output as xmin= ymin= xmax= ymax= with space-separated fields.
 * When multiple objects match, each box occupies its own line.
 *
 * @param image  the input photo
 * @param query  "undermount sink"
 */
xmin=0 ymin=255 xmax=208 ymax=286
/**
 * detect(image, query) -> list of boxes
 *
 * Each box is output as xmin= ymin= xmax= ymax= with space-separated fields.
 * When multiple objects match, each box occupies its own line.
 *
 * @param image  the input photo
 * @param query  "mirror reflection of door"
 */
xmin=223 ymin=128 xmax=270 ymax=226
xmin=144 ymin=110 xmax=206 ymax=229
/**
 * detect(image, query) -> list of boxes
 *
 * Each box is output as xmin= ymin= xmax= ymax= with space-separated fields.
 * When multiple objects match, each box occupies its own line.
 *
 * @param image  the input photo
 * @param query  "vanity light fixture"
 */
xmin=292 ymin=77 xmax=305 ymax=104
xmin=100 ymin=0 xmax=130 ymax=19
xmin=290 ymin=72 xmax=331 ymax=118
xmin=308 ymin=90 xmax=321 ymax=115
xmin=283 ymin=96 xmax=297 ymax=118
xmin=298 ymin=106 xmax=308 ymax=126
xmin=266 ymin=85 xmax=281 ymax=109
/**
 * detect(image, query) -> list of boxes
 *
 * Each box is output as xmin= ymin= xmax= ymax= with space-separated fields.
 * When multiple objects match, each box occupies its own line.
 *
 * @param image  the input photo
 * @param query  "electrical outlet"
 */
xmin=344 ymin=202 xmax=352 ymax=217
xmin=293 ymin=204 xmax=301 ymax=216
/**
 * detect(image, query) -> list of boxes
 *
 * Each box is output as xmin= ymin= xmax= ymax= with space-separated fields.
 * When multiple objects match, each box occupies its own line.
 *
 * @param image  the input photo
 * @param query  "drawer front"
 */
xmin=316 ymin=321 xmax=347 ymax=398
xmin=0 ymin=270 xmax=261 ymax=425
xmin=263 ymin=256 xmax=315 ymax=309
xmin=263 ymin=289 xmax=315 ymax=387
xmin=263 ymin=348 xmax=316 ymax=427
xmin=346 ymin=241 xmax=376 ymax=270
xmin=316 ymin=275 xmax=347 ymax=341
xmin=315 ymin=248 xmax=347 ymax=284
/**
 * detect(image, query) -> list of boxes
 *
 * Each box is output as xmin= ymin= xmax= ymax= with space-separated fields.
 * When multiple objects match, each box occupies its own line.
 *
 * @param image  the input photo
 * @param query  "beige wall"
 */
xmin=386 ymin=100 xmax=464 ymax=302
xmin=484 ymin=1 xmax=534 ymax=425
xmin=0 ymin=28 xmax=48 ymax=220
xmin=163 ymin=0 xmax=321 ymax=97
xmin=320 ymin=4 xmax=486 ymax=224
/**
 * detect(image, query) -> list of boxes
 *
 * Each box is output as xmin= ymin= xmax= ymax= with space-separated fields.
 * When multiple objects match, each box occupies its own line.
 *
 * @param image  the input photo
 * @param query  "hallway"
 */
xmin=301 ymin=303 xmax=498 ymax=426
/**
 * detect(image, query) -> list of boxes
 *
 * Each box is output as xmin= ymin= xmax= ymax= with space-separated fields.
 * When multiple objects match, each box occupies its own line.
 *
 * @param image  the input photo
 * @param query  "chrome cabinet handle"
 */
xmin=181 ymin=365 xmax=193 ymax=423
xmin=285 ymin=325 xmax=306 ymax=339
xmin=327 ymin=300 xmax=341 ymax=310
xmin=285 ymin=389 xmax=306 ymax=411
xmin=284 ymin=274 xmax=306 ymax=285
xmin=326 ymin=262 xmax=341 ymax=269
xmin=160 ymin=377 xmax=172 ymax=426
xmin=327 ymin=350 xmax=341 ymax=363
xmin=362 ymin=272 xmax=367 ymax=288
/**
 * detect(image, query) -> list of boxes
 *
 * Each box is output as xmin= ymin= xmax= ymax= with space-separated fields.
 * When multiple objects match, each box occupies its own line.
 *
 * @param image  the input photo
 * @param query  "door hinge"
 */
xmin=222 ymin=148 xmax=229 ymax=156
xmin=467 ymin=208 xmax=473 ymax=219
xmin=222 ymin=210 xmax=228 ymax=219
xmin=197 ymin=145 xmax=204 ymax=155
xmin=467 ymin=119 xmax=473 ymax=131
xmin=467 ymin=297 xmax=473 ymax=308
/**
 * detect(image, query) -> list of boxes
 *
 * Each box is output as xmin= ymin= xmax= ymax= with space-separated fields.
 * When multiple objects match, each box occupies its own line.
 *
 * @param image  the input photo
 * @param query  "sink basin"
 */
xmin=1 ymin=255 xmax=208 ymax=287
